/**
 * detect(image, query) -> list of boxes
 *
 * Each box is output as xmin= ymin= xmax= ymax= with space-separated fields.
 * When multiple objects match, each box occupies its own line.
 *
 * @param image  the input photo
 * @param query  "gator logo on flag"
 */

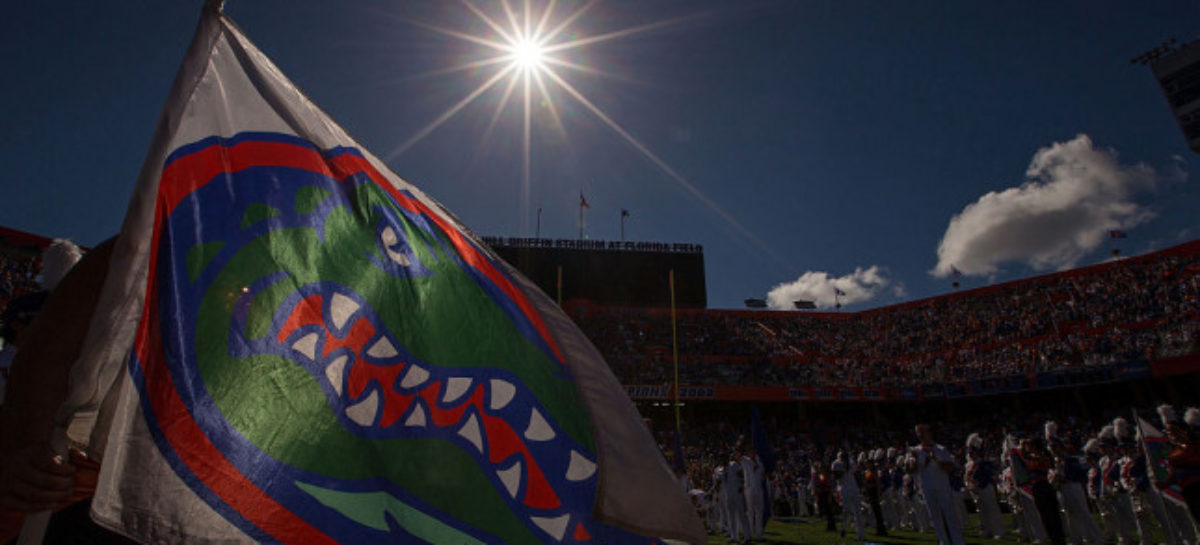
xmin=129 ymin=132 xmax=646 ymax=544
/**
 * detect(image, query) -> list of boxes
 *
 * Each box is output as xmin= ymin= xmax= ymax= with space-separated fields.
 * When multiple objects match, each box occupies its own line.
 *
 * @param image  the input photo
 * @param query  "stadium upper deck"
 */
xmin=568 ymin=240 xmax=1200 ymax=401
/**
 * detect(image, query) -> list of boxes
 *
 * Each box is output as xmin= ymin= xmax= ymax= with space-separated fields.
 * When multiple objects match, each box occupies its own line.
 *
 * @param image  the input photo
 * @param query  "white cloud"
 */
xmin=766 ymin=266 xmax=891 ymax=310
xmin=932 ymin=134 xmax=1164 ymax=277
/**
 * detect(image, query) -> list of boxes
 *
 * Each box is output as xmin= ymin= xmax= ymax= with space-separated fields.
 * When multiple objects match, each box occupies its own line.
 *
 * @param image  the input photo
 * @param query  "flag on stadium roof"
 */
xmin=1110 ymin=230 xmax=1128 ymax=239
xmin=57 ymin=4 xmax=703 ymax=543
xmin=833 ymin=287 xmax=846 ymax=297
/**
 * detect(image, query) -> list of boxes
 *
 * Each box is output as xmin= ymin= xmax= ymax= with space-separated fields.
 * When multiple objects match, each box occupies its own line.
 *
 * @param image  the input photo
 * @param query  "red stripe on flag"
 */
xmin=134 ymin=296 xmax=339 ymax=543
xmin=130 ymin=167 xmax=340 ymax=545
xmin=143 ymin=352 xmax=340 ymax=543
xmin=160 ymin=141 xmax=334 ymax=213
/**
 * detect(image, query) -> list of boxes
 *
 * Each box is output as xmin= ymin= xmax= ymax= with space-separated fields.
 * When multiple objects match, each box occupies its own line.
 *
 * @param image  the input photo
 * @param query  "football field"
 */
xmin=701 ymin=513 xmax=1159 ymax=545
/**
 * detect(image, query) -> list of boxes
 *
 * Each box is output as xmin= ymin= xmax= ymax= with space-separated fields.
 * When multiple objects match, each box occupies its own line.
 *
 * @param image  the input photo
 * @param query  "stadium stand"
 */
xmin=0 ymin=227 xmax=49 ymax=314
xmin=569 ymin=240 xmax=1200 ymax=398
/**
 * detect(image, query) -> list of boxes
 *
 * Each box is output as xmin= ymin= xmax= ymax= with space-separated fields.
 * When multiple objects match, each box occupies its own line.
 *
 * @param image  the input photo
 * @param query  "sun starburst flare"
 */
xmin=382 ymin=0 xmax=794 ymax=271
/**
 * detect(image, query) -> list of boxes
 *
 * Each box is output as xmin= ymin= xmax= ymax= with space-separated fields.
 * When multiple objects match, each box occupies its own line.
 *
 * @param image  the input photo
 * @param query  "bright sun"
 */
xmin=510 ymin=38 xmax=545 ymax=70
xmin=385 ymin=2 xmax=777 ymax=266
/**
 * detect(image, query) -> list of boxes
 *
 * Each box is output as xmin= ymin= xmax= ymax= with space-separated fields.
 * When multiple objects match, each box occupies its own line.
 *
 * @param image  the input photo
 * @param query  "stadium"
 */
xmin=4 ymin=225 xmax=1198 ymax=544
xmin=3 ymin=3 xmax=1199 ymax=544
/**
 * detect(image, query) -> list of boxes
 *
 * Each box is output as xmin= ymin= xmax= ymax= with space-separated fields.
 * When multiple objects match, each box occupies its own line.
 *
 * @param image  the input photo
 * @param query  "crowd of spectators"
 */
xmin=0 ymin=250 xmax=40 ymax=316
xmin=572 ymin=243 xmax=1200 ymax=389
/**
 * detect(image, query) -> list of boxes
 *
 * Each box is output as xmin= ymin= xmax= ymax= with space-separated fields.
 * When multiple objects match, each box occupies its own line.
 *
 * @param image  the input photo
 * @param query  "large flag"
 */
xmin=58 ymin=4 xmax=702 ymax=544
xmin=1135 ymin=417 xmax=1188 ymax=508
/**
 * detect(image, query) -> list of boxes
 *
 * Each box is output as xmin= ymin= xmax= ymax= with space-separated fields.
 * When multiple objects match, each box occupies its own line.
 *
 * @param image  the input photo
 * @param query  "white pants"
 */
xmin=745 ymin=489 xmax=765 ymax=540
xmin=1017 ymin=491 xmax=1048 ymax=542
xmin=1166 ymin=496 xmax=1200 ymax=545
xmin=841 ymin=492 xmax=866 ymax=540
xmin=725 ymin=495 xmax=748 ymax=542
xmin=974 ymin=485 xmax=1005 ymax=539
xmin=897 ymin=493 xmax=913 ymax=529
xmin=952 ymin=490 xmax=968 ymax=533
xmin=883 ymin=489 xmax=900 ymax=528
xmin=923 ymin=488 xmax=966 ymax=545
xmin=1095 ymin=496 xmax=1118 ymax=542
xmin=1059 ymin=483 xmax=1105 ymax=544
xmin=716 ymin=493 xmax=727 ymax=534
xmin=1140 ymin=488 xmax=1180 ymax=545
xmin=708 ymin=494 xmax=723 ymax=532
xmin=912 ymin=495 xmax=930 ymax=532
xmin=1110 ymin=492 xmax=1144 ymax=545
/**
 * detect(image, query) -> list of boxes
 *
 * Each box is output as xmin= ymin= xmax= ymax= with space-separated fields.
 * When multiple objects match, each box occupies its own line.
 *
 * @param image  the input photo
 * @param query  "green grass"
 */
xmin=705 ymin=514 xmax=1037 ymax=545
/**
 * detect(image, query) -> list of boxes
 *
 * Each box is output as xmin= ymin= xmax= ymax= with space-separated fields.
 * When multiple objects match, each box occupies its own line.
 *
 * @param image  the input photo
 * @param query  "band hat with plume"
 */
xmin=1082 ymin=438 xmax=1101 ymax=455
xmin=966 ymin=433 xmax=983 ymax=453
xmin=1113 ymin=417 xmax=1134 ymax=445
xmin=1158 ymin=404 xmax=1179 ymax=429
xmin=1044 ymin=420 xmax=1059 ymax=442
xmin=39 ymin=238 xmax=84 ymax=291
xmin=1186 ymin=408 xmax=1200 ymax=429
xmin=1098 ymin=424 xmax=1117 ymax=447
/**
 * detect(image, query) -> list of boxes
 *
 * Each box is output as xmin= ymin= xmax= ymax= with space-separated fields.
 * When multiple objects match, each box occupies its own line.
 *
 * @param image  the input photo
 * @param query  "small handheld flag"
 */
xmin=1135 ymin=416 xmax=1188 ymax=508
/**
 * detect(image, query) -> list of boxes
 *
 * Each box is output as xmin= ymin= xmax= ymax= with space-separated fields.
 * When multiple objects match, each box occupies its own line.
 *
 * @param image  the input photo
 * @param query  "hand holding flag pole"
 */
xmin=15 ymin=427 xmax=70 ymax=545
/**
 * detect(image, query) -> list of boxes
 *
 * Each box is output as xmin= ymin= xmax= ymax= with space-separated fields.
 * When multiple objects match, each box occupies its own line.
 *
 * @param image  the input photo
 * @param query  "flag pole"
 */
xmin=670 ymin=269 xmax=680 ymax=434
xmin=620 ymin=212 xmax=625 ymax=241
xmin=536 ymin=206 xmax=542 ymax=238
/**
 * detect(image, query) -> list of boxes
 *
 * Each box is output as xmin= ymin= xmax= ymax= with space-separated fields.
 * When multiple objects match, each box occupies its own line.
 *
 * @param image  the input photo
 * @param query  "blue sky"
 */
xmin=2 ymin=1 xmax=1197 ymax=309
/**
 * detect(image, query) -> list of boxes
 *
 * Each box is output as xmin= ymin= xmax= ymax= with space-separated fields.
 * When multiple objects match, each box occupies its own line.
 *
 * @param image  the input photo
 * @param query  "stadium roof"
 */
xmin=0 ymin=225 xmax=52 ymax=251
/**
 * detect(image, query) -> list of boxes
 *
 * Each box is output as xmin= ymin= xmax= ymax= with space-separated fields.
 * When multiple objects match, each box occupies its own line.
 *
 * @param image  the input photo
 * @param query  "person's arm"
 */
xmin=0 ymin=238 xmax=114 ymax=512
